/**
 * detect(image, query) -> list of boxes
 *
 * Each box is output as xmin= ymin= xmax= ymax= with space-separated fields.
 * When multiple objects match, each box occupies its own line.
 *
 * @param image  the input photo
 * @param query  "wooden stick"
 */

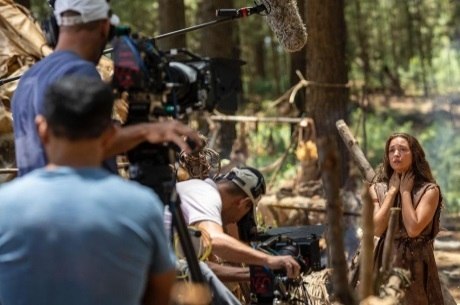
xmin=336 ymin=119 xmax=375 ymax=182
xmin=0 ymin=168 xmax=18 ymax=174
xmin=372 ymin=207 xmax=401 ymax=295
xmin=336 ymin=119 xmax=376 ymax=292
xmin=209 ymin=115 xmax=304 ymax=124
xmin=359 ymin=183 xmax=375 ymax=299
xmin=380 ymin=208 xmax=401 ymax=274
xmin=265 ymin=204 xmax=361 ymax=217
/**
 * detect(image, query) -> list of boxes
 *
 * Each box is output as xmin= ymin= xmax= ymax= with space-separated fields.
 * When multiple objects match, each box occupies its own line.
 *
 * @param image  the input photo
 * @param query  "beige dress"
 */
xmin=373 ymin=182 xmax=443 ymax=305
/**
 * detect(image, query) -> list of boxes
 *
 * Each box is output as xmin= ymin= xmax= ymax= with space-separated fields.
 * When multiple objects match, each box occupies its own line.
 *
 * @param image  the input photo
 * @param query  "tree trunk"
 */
xmin=157 ymin=0 xmax=187 ymax=50
xmin=305 ymin=0 xmax=349 ymax=187
xmin=353 ymin=0 xmax=370 ymax=87
xmin=198 ymin=0 xmax=237 ymax=59
xmin=306 ymin=1 xmax=354 ymax=303
xmin=413 ymin=0 xmax=429 ymax=96
xmin=254 ymin=39 xmax=266 ymax=78
xmin=197 ymin=0 xmax=239 ymax=159
xmin=319 ymin=137 xmax=357 ymax=305
xmin=270 ymin=36 xmax=281 ymax=96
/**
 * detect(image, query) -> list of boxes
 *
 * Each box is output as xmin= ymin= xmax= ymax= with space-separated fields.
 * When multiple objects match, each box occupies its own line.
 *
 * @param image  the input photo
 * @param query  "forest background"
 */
xmin=19 ymin=0 xmax=460 ymax=215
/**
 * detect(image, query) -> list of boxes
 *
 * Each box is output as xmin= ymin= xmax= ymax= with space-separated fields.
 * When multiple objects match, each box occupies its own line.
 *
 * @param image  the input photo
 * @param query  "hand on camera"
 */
xmin=144 ymin=120 xmax=202 ymax=153
xmin=266 ymin=255 xmax=301 ymax=279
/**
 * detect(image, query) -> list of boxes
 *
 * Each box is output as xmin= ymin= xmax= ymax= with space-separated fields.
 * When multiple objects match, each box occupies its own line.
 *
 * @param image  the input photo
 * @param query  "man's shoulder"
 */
xmin=109 ymin=175 xmax=158 ymax=197
xmin=21 ymin=51 xmax=98 ymax=80
xmin=0 ymin=170 xmax=45 ymax=200
xmin=177 ymin=178 xmax=218 ymax=190
xmin=103 ymin=174 xmax=164 ymax=209
xmin=0 ymin=168 xmax=156 ymax=202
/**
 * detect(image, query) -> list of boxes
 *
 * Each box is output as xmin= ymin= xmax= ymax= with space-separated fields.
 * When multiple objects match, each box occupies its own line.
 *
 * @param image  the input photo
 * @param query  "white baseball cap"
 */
xmin=223 ymin=167 xmax=266 ymax=205
xmin=54 ymin=0 xmax=119 ymax=26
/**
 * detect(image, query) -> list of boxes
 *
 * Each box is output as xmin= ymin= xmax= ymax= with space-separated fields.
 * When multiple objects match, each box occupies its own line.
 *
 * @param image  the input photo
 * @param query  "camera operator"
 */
xmin=12 ymin=0 xmax=200 ymax=176
xmin=0 ymin=76 xmax=176 ymax=305
xmin=165 ymin=167 xmax=301 ymax=281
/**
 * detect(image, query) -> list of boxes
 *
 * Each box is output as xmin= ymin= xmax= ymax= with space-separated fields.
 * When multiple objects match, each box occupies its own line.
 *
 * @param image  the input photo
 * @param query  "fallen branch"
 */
xmin=336 ymin=120 xmax=375 ymax=182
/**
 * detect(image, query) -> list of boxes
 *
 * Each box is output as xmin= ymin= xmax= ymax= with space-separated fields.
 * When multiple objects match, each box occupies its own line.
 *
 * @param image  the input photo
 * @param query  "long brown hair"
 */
xmin=375 ymin=133 xmax=435 ymax=187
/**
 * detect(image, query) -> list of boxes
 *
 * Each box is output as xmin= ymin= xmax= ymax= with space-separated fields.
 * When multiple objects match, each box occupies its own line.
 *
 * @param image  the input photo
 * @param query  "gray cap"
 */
xmin=223 ymin=167 xmax=266 ymax=205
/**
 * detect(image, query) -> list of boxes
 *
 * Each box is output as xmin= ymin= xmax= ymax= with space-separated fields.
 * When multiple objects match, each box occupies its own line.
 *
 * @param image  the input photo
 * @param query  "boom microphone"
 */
xmin=216 ymin=4 xmax=266 ymax=18
xmin=263 ymin=0 xmax=307 ymax=52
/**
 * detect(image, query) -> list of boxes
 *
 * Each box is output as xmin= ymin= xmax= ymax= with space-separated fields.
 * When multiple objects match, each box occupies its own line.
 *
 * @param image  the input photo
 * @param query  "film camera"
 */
xmin=112 ymin=26 xmax=244 ymax=119
xmin=111 ymin=26 xmax=243 ymax=201
xmin=112 ymin=27 xmax=214 ymax=119
xmin=247 ymin=225 xmax=325 ymax=305
xmin=111 ymin=27 xmax=246 ymax=283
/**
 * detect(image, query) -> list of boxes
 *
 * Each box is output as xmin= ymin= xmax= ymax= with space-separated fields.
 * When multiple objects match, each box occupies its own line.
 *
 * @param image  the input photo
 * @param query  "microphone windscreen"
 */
xmin=264 ymin=0 xmax=307 ymax=52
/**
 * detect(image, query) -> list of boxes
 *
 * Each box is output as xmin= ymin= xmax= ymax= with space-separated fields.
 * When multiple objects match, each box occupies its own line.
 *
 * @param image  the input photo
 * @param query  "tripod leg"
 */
xmin=169 ymin=192 xmax=205 ymax=283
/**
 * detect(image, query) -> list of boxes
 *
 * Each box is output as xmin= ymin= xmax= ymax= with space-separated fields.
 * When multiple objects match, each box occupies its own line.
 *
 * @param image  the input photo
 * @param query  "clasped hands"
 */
xmin=389 ymin=171 xmax=414 ymax=195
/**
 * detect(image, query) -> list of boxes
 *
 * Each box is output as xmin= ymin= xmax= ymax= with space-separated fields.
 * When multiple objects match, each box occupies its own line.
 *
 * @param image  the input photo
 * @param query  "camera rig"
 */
xmin=249 ymin=225 xmax=325 ymax=305
xmin=111 ymin=25 xmax=224 ymax=283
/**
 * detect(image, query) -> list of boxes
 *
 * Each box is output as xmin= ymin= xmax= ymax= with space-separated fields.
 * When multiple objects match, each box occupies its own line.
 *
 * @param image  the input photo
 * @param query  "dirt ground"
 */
xmin=435 ymin=229 xmax=460 ymax=304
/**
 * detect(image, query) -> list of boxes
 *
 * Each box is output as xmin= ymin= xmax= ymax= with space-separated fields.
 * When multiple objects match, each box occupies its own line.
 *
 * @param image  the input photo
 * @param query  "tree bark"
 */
xmin=306 ymin=0 xmax=350 ymax=187
xmin=336 ymin=120 xmax=375 ymax=182
xmin=353 ymin=0 xmax=370 ymax=87
xmin=197 ymin=0 xmax=239 ymax=159
xmin=198 ymin=0 xmax=237 ymax=59
xmin=318 ymin=137 xmax=357 ymax=305
xmin=254 ymin=39 xmax=266 ymax=78
xmin=157 ymin=0 xmax=187 ymax=50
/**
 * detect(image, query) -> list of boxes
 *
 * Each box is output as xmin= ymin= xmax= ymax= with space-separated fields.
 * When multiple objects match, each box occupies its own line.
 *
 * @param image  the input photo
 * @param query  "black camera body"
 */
xmin=111 ymin=28 xmax=219 ymax=202
xmin=249 ymin=225 xmax=325 ymax=305
xmin=112 ymin=27 xmax=214 ymax=119
xmin=111 ymin=28 xmax=245 ymax=203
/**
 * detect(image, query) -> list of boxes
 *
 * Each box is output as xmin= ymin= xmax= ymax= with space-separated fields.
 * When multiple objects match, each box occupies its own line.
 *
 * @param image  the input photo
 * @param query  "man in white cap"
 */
xmin=166 ymin=166 xmax=301 ymax=283
xmin=12 ymin=0 xmax=200 ymax=176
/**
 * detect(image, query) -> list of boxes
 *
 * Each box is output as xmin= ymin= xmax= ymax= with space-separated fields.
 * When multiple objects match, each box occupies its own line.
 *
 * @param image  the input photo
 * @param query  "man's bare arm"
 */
xmin=104 ymin=121 xmax=201 ymax=158
xmin=196 ymin=220 xmax=300 ymax=278
xmin=206 ymin=261 xmax=250 ymax=282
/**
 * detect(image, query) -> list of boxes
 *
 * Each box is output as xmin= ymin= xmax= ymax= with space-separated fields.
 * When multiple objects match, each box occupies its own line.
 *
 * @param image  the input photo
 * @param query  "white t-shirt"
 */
xmin=164 ymin=178 xmax=223 ymax=235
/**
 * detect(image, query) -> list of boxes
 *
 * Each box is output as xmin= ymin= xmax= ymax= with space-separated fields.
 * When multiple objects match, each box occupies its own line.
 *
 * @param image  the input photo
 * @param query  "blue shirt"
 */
xmin=0 ymin=167 xmax=175 ymax=305
xmin=12 ymin=51 xmax=101 ymax=176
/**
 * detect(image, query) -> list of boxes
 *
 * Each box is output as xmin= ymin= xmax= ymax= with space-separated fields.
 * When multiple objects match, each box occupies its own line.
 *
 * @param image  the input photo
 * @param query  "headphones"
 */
xmin=41 ymin=0 xmax=117 ymax=49
xmin=42 ymin=0 xmax=59 ymax=48
xmin=223 ymin=167 xmax=266 ymax=204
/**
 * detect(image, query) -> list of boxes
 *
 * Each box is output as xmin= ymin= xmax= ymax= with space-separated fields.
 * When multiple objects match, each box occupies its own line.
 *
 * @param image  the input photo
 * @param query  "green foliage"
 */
xmin=346 ymin=0 xmax=459 ymax=95
xmin=419 ymin=123 xmax=460 ymax=212
xmin=351 ymin=109 xmax=413 ymax=166
xmin=351 ymin=109 xmax=460 ymax=212
xmin=245 ymin=122 xmax=297 ymax=186
xmin=30 ymin=0 xmax=52 ymax=20
xmin=110 ymin=1 xmax=158 ymax=36
xmin=26 ymin=0 xmax=460 ymax=98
